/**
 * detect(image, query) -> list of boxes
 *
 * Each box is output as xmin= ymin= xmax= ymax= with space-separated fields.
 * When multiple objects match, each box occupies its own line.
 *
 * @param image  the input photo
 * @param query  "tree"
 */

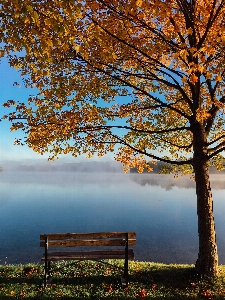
xmin=1 ymin=0 xmax=225 ymax=276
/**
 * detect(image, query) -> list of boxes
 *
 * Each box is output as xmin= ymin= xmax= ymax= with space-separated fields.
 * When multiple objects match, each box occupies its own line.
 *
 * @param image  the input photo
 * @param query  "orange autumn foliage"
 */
xmin=0 ymin=0 xmax=224 ymax=172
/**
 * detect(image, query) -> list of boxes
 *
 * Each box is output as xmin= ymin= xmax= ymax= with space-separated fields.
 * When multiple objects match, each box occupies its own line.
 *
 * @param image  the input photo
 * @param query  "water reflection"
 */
xmin=0 ymin=172 xmax=225 ymax=265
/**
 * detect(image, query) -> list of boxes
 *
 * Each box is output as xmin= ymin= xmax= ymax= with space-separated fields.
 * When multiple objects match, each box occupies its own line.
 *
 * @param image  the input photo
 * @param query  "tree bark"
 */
xmin=192 ymin=123 xmax=218 ymax=276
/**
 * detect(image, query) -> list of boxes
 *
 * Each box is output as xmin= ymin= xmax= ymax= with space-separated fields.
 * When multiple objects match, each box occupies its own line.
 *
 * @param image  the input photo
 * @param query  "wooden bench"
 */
xmin=40 ymin=232 xmax=136 ymax=287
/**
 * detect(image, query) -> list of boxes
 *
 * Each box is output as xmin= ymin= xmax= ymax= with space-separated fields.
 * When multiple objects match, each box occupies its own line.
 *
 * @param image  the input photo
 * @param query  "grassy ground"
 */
xmin=1 ymin=260 xmax=225 ymax=299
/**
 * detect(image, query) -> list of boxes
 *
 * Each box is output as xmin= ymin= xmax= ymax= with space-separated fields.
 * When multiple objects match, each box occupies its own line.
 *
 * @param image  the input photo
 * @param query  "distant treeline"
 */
xmin=130 ymin=161 xmax=225 ymax=174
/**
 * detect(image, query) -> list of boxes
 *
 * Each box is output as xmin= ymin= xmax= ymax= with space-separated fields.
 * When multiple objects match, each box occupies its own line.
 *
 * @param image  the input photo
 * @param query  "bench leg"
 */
xmin=123 ymin=259 xmax=128 ymax=287
xmin=43 ymin=236 xmax=49 ymax=287
xmin=122 ymin=233 xmax=129 ymax=287
xmin=44 ymin=261 xmax=47 ymax=287
xmin=44 ymin=261 xmax=51 ymax=287
xmin=44 ymin=267 xmax=47 ymax=287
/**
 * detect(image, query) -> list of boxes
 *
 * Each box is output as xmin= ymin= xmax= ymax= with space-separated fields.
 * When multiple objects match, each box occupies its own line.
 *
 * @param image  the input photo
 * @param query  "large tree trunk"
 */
xmin=193 ymin=123 xmax=218 ymax=276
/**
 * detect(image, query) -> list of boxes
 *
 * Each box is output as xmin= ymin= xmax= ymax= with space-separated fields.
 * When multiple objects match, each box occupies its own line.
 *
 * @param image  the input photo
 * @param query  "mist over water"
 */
xmin=0 ymin=170 xmax=225 ymax=265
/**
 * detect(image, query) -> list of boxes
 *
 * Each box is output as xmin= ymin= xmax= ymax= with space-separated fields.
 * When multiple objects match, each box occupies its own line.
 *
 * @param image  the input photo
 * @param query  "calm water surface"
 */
xmin=1 ymin=172 xmax=225 ymax=265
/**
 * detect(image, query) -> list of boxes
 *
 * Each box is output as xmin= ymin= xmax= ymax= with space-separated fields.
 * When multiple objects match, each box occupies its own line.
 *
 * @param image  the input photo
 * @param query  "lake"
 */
xmin=1 ymin=171 xmax=225 ymax=265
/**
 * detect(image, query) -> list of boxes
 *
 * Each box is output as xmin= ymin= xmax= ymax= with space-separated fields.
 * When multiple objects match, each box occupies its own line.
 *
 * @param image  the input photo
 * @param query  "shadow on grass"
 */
xmin=129 ymin=264 xmax=197 ymax=287
xmin=39 ymin=264 xmax=208 ymax=299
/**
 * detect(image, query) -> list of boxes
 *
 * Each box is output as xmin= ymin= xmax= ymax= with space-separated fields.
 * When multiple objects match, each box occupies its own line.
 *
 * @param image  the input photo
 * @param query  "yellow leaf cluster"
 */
xmin=196 ymin=108 xmax=211 ymax=123
xmin=189 ymin=74 xmax=199 ymax=83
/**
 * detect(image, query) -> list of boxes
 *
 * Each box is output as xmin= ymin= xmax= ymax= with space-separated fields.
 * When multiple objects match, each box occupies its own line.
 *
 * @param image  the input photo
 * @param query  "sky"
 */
xmin=0 ymin=58 xmax=42 ymax=161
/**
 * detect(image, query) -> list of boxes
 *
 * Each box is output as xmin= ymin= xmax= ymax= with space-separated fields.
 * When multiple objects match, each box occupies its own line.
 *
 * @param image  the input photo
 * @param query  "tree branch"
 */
xmin=111 ymin=133 xmax=193 ymax=165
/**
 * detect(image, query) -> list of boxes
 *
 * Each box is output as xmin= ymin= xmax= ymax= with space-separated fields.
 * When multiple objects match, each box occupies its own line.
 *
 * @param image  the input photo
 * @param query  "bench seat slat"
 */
xmin=40 ymin=232 xmax=136 ymax=240
xmin=41 ymin=239 xmax=127 ymax=247
xmin=41 ymin=249 xmax=134 ymax=261
xmin=40 ymin=239 xmax=136 ymax=248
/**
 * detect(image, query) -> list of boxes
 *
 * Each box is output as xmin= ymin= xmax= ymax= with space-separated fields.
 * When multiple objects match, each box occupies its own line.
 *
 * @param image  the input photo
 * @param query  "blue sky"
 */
xmin=0 ymin=58 xmax=45 ymax=161
xmin=0 ymin=58 xmax=115 ymax=162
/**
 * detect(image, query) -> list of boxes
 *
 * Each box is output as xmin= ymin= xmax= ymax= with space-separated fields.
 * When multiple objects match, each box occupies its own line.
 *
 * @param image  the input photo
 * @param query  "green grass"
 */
xmin=1 ymin=260 xmax=225 ymax=299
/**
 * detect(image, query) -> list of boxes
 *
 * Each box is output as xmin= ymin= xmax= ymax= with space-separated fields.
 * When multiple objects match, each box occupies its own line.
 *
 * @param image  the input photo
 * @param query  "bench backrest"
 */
xmin=40 ymin=232 xmax=136 ymax=248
